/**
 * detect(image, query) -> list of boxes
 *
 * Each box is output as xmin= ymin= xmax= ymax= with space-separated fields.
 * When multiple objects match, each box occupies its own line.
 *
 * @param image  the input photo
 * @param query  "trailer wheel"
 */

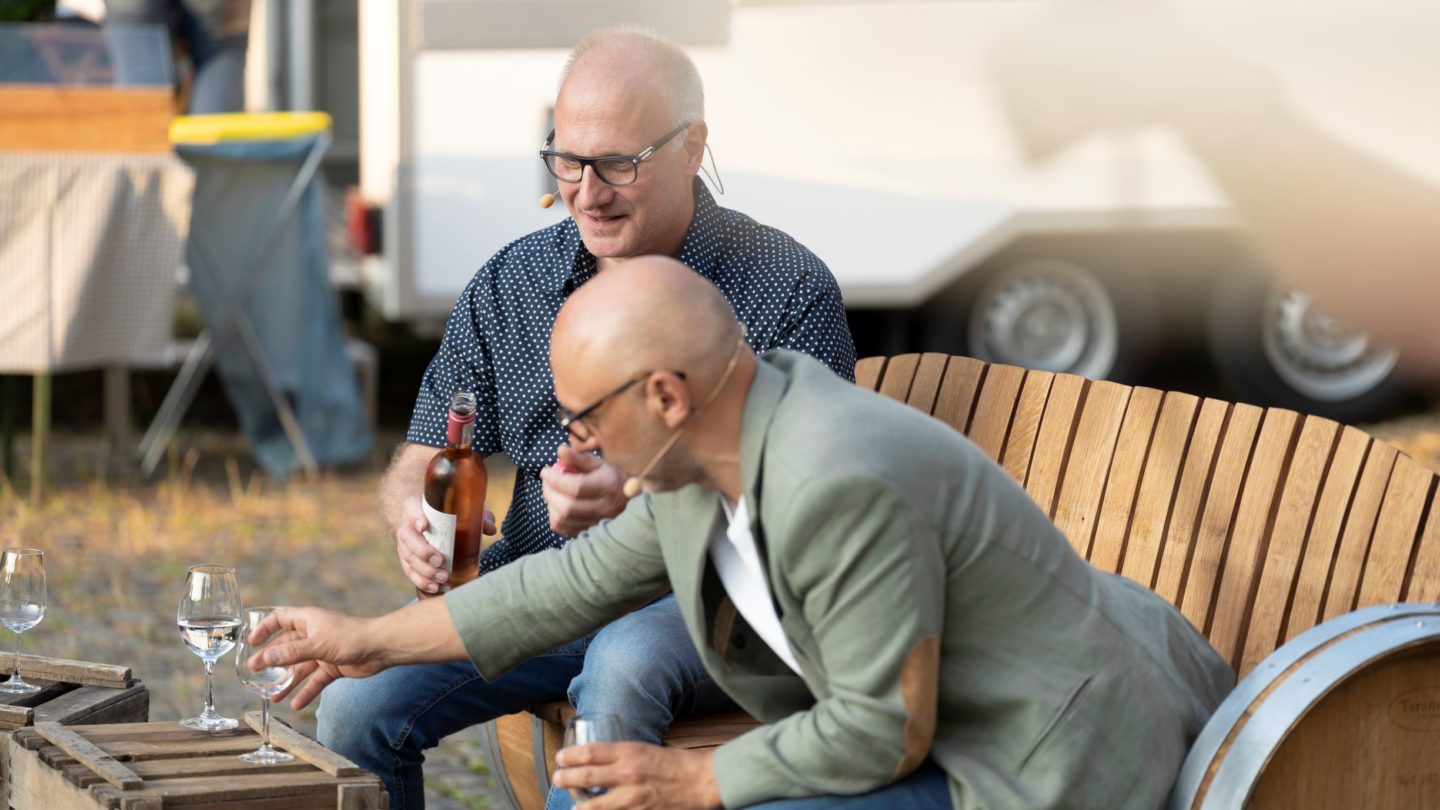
xmin=1209 ymin=272 xmax=1406 ymax=422
xmin=960 ymin=258 xmax=1151 ymax=381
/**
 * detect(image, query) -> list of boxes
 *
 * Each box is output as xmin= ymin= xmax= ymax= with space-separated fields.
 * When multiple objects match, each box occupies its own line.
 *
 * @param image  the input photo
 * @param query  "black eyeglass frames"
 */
xmin=555 ymin=369 xmax=688 ymax=442
xmin=539 ymin=122 xmax=691 ymax=187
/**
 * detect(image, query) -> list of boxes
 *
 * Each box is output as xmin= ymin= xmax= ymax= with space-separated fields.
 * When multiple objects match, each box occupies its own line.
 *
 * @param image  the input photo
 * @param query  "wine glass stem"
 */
xmin=260 ymin=697 xmax=271 ymax=749
xmin=10 ymin=630 xmax=21 ymax=678
xmin=202 ymin=658 xmax=216 ymax=716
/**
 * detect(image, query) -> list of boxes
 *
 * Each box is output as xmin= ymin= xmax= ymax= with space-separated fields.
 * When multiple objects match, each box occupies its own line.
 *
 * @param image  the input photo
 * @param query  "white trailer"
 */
xmin=355 ymin=0 xmax=1440 ymax=421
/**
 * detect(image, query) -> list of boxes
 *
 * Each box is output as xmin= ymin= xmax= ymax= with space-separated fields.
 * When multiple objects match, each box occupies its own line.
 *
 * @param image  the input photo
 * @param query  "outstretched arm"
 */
xmin=247 ymin=598 xmax=467 ymax=710
xmin=251 ymin=491 xmax=670 ymax=708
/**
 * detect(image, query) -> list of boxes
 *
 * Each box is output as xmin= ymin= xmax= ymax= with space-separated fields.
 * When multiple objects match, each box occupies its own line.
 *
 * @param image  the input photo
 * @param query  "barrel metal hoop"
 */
xmin=532 ymin=713 xmax=554 ymax=800
xmin=1201 ymin=616 xmax=1440 ymax=809
xmin=477 ymin=719 xmax=524 ymax=810
xmin=1168 ymin=603 xmax=1440 ymax=809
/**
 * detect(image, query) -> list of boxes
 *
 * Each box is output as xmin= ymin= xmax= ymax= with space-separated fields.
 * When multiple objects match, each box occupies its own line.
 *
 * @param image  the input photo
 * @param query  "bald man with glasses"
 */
xmin=317 ymin=27 xmax=855 ymax=810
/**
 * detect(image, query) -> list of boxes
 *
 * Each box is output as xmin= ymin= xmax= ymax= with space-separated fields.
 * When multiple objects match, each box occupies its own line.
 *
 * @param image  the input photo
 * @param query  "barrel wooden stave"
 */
xmin=478 ymin=714 xmax=553 ymax=810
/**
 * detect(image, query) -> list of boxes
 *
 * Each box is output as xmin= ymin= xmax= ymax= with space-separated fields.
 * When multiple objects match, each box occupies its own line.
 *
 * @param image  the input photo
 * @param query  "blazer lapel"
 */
xmin=739 ymin=357 xmax=788 ymax=520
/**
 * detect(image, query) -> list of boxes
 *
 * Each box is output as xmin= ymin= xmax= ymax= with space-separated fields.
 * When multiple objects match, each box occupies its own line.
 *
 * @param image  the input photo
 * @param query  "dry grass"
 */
xmin=1363 ymin=412 xmax=1440 ymax=475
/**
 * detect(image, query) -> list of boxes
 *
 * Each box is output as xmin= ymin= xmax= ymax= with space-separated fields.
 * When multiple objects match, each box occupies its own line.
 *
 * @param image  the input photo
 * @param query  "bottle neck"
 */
xmin=446 ymin=415 xmax=475 ymax=450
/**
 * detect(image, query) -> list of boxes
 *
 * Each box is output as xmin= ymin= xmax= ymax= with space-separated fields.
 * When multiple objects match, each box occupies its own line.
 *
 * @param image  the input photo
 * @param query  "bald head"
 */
xmin=560 ymin=27 xmax=703 ymax=125
xmin=552 ymin=256 xmax=741 ymax=397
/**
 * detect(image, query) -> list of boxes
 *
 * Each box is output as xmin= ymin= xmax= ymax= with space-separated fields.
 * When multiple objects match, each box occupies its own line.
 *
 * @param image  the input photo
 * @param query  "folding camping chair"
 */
xmin=137 ymin=112 xmax=333 ymax=478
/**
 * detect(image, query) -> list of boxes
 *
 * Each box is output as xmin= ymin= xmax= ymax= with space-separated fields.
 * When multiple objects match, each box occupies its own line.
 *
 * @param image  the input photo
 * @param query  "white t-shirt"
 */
xmin=711 ymin=497 xmax=803 ymax=675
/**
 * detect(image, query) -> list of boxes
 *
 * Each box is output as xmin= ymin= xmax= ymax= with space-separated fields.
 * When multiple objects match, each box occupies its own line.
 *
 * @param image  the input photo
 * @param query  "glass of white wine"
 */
xmin=560 ymin=713 xmax=627 ymax=802
xmin=177 ymin=564 xmax=242 ymax=731
xmin=234 ymin=606 xmax=295 ymax=764
xmin=0 ymin=548 xmax=45 ymax=694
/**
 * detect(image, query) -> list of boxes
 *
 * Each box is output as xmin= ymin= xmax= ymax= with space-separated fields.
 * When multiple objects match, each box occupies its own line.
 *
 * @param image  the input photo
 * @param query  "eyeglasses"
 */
xmin=556 ymin=370 xmax=687 ymax=442
xmin=539 ymin=122 xmax=690 ymax=187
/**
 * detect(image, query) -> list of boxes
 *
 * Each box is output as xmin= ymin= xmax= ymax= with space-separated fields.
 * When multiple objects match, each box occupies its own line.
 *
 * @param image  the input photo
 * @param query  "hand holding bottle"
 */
xmin=398 ymin=495 xmax=498 ymax=596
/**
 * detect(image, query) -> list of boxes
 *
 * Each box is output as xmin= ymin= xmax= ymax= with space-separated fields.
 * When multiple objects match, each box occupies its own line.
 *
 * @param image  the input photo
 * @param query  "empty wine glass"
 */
xmin=234 ymin=606 xmax=295 ymax=764
xmin=560 ymin=713 xmax=627 ymax=801
xmin=177 ymin=564 xmax=242 ymax=731
xmin=0 ymin=548 xmax=45 ymax=694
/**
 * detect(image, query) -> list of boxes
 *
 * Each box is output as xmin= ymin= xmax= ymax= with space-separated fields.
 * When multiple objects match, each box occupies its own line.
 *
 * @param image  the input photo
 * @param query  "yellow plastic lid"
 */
xmin=169 ymin=112 xmax=333 ymax=145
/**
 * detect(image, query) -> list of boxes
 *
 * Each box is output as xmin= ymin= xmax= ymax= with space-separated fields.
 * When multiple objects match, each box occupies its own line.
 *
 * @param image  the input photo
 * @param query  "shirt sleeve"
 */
xmin=773 ymin=251 xmax=857 ymax=383
xmin=711 ymin=474 xmax=945 ymax=806
xmin=405 ymin=266 xmax=503 ymax=456
xmin=445 ymin=493 xmax=671 ymax=679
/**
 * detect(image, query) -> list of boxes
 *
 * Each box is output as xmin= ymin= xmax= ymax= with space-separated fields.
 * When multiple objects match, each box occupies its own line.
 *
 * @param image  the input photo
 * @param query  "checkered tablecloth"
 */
xmin=0 ymin=152 xmax=192 ymax=373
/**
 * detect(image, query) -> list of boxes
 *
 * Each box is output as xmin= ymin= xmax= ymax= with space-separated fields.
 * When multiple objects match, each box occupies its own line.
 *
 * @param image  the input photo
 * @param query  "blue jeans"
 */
xmin=317 ymin=594 xmax=734 ymax=809
xmin=742 ymin=763 xmax=953 ymax=809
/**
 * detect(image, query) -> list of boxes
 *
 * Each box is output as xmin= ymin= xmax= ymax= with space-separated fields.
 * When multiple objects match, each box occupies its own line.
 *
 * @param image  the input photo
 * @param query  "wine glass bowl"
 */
xmin=561 ymin=713 xmax=627 ymax=801
xmin=177 ymin=564 xmax=242 ymax=731
xmin=0 ymin=548 xmax=46 ymax=694
xmin=235 ymin=606 xmax=294 ymax=765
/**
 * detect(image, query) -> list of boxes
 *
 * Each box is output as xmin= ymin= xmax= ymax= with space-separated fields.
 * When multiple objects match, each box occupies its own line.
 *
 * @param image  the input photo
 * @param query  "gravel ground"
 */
xmin=1 ymin=405 xmax=1437 ymax=810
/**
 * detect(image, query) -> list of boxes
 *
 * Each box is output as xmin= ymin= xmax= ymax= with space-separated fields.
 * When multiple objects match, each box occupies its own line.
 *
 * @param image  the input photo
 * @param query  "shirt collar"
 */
xmin=554 ymin=177 xmax=722 ymax=293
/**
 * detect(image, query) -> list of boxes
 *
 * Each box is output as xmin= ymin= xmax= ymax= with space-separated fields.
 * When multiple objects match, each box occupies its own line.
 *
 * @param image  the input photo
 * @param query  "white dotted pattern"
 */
xmin=407 ymin=180 xmax=856 ymax=571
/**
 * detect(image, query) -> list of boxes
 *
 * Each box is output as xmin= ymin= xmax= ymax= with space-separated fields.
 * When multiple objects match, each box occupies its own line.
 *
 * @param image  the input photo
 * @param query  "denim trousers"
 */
xmin=316 ymin=594 xmax=734 ymax=810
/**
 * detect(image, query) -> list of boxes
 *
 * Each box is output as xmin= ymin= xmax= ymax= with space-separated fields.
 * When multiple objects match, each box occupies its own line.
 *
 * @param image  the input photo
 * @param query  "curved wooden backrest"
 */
xmin=857 ymin=354 xmax=1440 ymax=676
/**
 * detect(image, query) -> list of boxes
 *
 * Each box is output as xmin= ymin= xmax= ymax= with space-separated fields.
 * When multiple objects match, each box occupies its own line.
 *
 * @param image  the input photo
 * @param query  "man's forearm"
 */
xmin=379 ymin=443 xmax=436 ymax=531
xmin=371 ymin=594 xmax=470 ymax=667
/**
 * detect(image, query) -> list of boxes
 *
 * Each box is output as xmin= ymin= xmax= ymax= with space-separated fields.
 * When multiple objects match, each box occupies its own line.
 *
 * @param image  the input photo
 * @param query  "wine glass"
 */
xmin=234 ymin=606 xmax=295 ymax=764
xmin=0 ymin=548 xmax=45 ymax=694
xmin=177 ymin=564 xmax=242 ymax=731
xmin=560 ymin=714 xmax=627 ymax=801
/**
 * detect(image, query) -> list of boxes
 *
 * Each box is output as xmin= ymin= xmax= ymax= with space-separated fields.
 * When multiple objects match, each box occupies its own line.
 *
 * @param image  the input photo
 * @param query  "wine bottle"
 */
xmin=419 ymin=392 xmax=488 ymax=597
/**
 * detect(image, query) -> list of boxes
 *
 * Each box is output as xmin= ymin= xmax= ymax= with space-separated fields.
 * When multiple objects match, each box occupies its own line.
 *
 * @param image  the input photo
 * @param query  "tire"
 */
xmin=949 ymin=258 xmax=1155 ymax=382
xmin=1208 ymin=271 xmax=1408 ymax=423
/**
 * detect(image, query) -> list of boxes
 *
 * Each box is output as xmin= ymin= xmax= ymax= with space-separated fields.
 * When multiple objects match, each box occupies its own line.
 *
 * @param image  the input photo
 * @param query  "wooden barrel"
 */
xmin=476 ymin=713 xmax=563 ymax=810
xmin=1170 ymin=603 xmax=1440 ymax=809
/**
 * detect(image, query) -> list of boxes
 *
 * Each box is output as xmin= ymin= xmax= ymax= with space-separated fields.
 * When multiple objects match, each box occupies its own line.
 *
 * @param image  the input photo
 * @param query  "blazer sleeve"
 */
xmin=712 ymin=473 xmax=946 ymax=807
xmin=444 ymin=493 xmax=671 ymax=680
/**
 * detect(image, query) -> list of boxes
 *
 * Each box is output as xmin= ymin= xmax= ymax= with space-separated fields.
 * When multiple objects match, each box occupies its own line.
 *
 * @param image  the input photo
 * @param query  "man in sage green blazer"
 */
xmin=253 ymin=256 xmax=1234 ymax=809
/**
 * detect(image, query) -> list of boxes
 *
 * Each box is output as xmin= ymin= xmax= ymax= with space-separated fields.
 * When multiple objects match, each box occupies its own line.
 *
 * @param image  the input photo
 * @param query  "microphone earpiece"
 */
xmin=539 ymin=189 xmax=558 ymax=209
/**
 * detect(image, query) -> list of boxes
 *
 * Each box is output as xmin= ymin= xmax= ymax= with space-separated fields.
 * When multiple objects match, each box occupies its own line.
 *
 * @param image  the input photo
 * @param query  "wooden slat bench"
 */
xmin=488 ymin=353 xmax=1440 ymax=809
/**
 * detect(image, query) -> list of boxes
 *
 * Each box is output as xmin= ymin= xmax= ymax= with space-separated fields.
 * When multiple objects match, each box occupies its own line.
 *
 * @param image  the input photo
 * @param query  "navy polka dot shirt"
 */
xmin=407 ymin=179 xmax=857 ymax=572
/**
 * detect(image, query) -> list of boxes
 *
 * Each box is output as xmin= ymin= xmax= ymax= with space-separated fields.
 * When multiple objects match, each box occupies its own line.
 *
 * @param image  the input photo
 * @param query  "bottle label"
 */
xmin=421 ymin=499 xmax=458 ymax=579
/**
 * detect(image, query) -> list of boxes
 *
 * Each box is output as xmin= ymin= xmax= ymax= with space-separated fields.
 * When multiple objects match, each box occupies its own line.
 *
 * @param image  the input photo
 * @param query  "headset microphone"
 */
xmin=539 ymin=187 xmax=559 ymax=209
xmin=622 ymin=427 xmax=688 ymax=498
xmin=622 ymin=475 xmax=645 ymax=499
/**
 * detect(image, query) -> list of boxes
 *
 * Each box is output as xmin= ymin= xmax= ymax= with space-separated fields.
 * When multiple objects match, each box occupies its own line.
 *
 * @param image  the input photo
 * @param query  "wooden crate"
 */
xmin=0 ymin=656 xmax=148 ymax=809
xmin=8 ymin=715 xmax=388 ymax=810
